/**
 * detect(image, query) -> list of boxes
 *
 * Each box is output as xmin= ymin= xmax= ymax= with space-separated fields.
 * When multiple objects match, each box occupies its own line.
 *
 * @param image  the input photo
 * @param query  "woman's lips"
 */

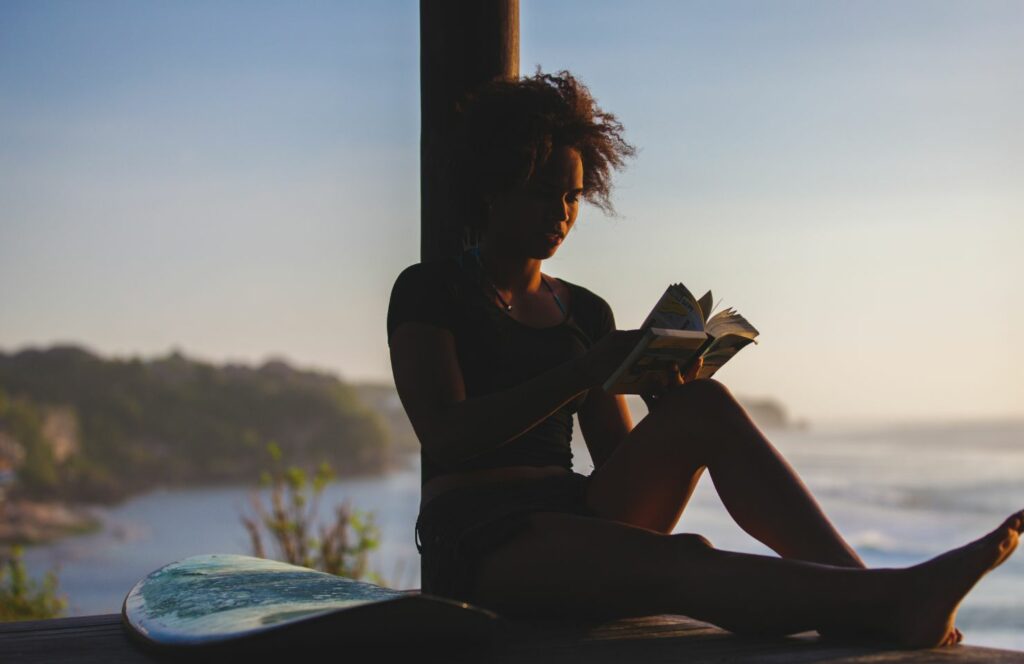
xmin=543 ymin=233 xmax=563 ymax=245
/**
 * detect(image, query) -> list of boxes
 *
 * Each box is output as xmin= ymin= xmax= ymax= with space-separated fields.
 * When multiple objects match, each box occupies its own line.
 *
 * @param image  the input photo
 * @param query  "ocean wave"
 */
xmin=843 ymin=528 xmax=909 ymax=553
xmin=811 ymin=480 xmax=1024 ymax=516
xmin=957 ymin=602 xmax=1024 ymax=632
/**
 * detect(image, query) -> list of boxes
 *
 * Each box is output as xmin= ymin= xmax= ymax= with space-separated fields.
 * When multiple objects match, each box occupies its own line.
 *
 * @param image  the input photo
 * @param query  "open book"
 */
xmin=602 ymin=284 xmax=760 ymax=395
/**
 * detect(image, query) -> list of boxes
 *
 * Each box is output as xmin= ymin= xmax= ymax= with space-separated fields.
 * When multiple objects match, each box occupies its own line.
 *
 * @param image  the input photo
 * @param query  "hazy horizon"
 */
xmin=4 ymin=339 xmax=1021 ymax=432
xmin=2 ymin=1 xmax=1021 ymax=426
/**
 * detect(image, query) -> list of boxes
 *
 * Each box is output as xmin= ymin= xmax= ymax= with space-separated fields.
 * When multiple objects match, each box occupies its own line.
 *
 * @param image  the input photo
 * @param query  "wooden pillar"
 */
xmin=420 ymin=0 xmax=519 ymax=263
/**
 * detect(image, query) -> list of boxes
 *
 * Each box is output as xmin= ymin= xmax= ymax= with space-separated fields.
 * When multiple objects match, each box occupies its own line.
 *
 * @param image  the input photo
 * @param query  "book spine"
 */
xmin=687 ymin=335 xmax=717 ymax=372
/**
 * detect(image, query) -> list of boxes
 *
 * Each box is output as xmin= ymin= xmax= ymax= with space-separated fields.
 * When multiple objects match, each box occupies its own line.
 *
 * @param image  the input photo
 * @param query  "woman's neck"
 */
xmin=477 ymin=241 xmax=544 ymax=294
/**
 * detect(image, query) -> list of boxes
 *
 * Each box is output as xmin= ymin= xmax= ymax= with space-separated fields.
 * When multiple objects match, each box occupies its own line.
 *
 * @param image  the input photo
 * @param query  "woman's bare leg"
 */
xmin=473 ymin=510 xmax=1022 ymax=647
xmin=587 ymin=378 xmax=863 ymax=567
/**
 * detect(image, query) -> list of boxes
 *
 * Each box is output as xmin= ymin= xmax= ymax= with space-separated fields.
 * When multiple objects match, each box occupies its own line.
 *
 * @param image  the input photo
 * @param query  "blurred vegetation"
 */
xmin=0 ymin=392 xmax=58 ymax=494
xmin=347 ymin=382 xmax=420 ymax=456
xmin=0 ymin=545 xmax=66 ymax=621
xmin=241 ymin=442 xmax=382 ymax=583
xmin=0 ymin=346 xmax=393 ymax=503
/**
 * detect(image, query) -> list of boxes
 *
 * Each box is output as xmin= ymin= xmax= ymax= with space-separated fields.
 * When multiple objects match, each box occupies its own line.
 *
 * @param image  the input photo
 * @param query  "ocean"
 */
xmin=21 ymin=419 xmax=1024 ymax=650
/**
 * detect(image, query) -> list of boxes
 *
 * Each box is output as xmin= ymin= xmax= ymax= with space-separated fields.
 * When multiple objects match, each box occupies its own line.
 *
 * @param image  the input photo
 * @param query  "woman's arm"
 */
xmin=578 ymin=357 xmax=704 ymax=469
xmin=577 ymin=388 xmax=633 ymax=470
xmin=389 ymin=321 xmax=643 ymax=469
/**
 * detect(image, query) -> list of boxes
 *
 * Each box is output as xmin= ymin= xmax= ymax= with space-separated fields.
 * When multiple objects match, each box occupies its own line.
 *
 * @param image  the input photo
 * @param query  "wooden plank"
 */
xmin=420 ymin=0 xmax=519 ymax=263
xmin=496 ymin=615 xmax=1024 ymax=664
xmin=2 ymin=613 xmax=1022 ymax=664
xmin=0 ymin=615 xmax=156 ymax=664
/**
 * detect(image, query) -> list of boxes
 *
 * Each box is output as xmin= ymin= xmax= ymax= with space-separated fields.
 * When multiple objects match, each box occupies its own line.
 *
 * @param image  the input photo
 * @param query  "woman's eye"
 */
xmin=533 ymin=186 xmax=580 ymax=204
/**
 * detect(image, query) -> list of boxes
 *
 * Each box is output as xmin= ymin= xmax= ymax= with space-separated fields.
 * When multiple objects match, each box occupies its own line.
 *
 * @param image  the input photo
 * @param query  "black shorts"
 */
xmin=415 ymin=471 xmax=597 ymax=604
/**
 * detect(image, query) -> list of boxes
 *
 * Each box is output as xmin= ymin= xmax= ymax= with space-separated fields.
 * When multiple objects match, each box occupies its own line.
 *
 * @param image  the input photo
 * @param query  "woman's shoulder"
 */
xmin=387 ymin=255 xmax=467 ymax=342
xmin=557 ymin=278 xmax=611 ymax=311
xmin=557 ymin=278 xmax=616 ymax=339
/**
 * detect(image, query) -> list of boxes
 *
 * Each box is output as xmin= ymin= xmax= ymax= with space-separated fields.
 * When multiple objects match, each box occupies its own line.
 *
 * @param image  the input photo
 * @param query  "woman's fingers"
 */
xmin=683 ymin=357 xmax=703 ymax=383
xmin=642 ymin=368 xmax=672 ymax=412
xmin=644 ymin=359 xmax=700 ymax=413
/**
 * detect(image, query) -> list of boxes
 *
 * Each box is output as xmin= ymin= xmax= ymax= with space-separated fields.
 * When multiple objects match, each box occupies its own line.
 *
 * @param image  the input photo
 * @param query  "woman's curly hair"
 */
xmin=452 ymin=67 xmax=637 ymax=233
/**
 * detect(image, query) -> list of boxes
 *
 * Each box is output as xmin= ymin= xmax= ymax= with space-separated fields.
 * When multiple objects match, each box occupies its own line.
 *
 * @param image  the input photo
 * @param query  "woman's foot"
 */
xmin=887 ymin=510 xmax=1022 ymax=648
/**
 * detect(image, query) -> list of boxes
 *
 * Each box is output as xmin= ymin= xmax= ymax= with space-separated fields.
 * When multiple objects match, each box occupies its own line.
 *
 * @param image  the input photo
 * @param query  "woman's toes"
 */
xmin=940 ymin=629 xmax=961 ymax=647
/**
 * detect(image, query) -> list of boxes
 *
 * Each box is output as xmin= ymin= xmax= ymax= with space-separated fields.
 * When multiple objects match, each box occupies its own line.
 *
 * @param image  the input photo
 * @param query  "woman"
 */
xmin=386 ymin=69 xmax=1020 ymax=647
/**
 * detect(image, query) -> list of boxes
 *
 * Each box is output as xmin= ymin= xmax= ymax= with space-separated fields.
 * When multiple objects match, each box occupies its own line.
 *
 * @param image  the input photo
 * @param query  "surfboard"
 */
xmin=122 ymin=554 xmax=502 ymax=652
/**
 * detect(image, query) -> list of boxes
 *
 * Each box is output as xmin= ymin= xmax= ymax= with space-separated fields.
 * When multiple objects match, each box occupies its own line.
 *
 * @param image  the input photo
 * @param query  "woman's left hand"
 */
xmin=640 ymin=357 xmax=702 ymax=414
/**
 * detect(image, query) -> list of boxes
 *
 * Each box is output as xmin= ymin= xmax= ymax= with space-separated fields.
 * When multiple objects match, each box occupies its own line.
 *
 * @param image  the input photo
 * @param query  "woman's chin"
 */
xmin=535 ymin=238 xmax=564 ymax=258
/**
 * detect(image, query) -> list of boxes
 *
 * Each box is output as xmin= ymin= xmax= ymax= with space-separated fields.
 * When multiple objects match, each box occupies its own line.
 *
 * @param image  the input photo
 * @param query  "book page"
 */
xmin=697 ymin=334 xmax=757 ymax=379
xmin=705 ymin=308 xmax=759 ymax=341
xmin=640 ymin=284 xmax=705 ymax=332
xmin=697 ymin=290 xmax=713 ymax=324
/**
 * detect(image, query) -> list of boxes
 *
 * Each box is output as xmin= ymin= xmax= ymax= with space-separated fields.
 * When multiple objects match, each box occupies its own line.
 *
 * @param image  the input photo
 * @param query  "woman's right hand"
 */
xmin=577 ymin=329 xmax=648 ymax=387
xmin=640 ymin=357 xmax=702 ymax=413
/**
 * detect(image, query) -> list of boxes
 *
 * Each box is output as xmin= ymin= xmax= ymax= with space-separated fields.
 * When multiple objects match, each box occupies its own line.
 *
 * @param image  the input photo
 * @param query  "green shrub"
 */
xmin=241 ymin=442 xmax=383 ymax=583
xmin=0 ymin=546 xmax=66 ymax=621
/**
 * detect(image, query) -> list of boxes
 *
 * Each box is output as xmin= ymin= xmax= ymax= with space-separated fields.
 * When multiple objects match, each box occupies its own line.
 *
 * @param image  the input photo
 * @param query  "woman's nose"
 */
xmin=549 ymin=195 xmax=570 ymax=221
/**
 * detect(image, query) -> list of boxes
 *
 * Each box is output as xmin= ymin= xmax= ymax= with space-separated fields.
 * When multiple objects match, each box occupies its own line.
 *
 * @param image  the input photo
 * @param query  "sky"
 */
xmin=1 ymin=1 xmax=1021 ymax=426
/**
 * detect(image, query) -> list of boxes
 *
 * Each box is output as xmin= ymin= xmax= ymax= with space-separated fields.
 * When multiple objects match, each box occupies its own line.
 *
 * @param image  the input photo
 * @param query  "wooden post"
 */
xmin=420 ymin=0 xmax=519 ymax=263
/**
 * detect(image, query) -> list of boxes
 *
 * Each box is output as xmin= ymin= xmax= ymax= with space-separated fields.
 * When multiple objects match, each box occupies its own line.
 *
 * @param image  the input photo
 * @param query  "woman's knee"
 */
xmin=671 ymin=532 xmax=714 ymax=555
xmin=660 ymin=378 xmax=745 ymax=433
xmin=672 ymin=378 xmax=736 ymax=407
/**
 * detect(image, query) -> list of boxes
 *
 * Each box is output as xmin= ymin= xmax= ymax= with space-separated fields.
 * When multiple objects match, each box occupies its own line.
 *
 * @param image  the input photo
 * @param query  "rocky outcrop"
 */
xmin=738 ymin=397 xmax=794 ymax=430
xmin=0 ymin=499 xmax=99 ymax=545
xmin=40 ymin=407 xmax=80 ymax=464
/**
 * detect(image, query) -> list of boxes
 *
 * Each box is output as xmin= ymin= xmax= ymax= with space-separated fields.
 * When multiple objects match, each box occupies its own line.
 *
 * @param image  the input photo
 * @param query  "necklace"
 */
xmin=470 ymin=247 xmax=566 ymax=316
xmin=487 ymin=273 xmax=565 ymax=315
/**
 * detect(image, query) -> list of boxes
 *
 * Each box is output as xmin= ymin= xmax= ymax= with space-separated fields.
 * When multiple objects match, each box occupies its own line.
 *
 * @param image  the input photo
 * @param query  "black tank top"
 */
xmin=386 ymin=247 xmax=616 ymax=486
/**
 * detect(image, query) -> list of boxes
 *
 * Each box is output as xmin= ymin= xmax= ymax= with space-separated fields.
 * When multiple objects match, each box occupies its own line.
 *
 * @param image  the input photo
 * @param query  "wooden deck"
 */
xmin=2 ymin=613 xmax=1022 ymax=663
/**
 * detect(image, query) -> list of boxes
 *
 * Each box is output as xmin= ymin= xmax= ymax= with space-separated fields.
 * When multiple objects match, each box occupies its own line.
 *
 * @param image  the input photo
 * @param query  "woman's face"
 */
xmin=484 ymin=145 xmax=584 ymax=259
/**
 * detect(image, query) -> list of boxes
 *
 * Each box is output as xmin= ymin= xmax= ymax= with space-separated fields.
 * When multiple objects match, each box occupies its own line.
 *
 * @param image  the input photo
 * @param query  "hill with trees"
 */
xmin=0 ymin=346 xmax=393 ymax=503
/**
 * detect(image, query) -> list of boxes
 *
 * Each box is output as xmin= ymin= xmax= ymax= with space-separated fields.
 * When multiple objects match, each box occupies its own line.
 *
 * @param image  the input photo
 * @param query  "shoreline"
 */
xmin=0 ymin=499 xmax=102 ymax=547
xmin=0 ymin=455 xmax=418 ymax=548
